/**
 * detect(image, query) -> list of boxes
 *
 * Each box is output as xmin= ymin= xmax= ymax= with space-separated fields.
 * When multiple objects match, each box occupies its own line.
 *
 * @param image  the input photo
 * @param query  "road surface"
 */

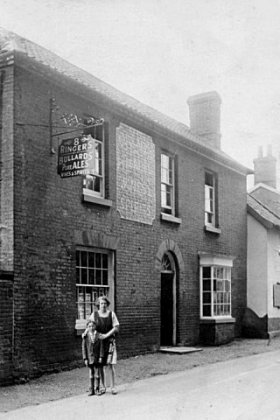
xmin=1 ymin=350 xmax=280 ymax=420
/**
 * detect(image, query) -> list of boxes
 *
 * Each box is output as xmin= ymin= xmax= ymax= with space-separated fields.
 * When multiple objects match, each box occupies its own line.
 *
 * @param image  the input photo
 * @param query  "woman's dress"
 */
xmin=90 ymin=310 xmax=118 ymax=365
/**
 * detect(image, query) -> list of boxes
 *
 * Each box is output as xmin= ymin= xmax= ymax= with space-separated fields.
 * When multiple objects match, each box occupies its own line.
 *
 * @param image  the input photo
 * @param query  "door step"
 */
xmin=159 ymin=346 xmax=202 ymax=354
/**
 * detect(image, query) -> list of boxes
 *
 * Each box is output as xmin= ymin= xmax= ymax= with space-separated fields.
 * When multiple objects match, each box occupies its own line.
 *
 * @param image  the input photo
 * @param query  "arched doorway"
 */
xmin=160 ymin=252 xmax=177 ymax=346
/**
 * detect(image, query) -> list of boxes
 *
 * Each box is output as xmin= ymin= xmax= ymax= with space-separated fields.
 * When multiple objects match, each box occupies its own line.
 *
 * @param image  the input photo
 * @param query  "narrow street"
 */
xmin=1 ymin=350 xmax=280 ymax=420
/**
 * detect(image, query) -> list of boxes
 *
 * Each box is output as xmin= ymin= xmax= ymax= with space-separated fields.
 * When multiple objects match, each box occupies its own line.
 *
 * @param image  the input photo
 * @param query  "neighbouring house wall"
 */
xmin=267 ymin=229 xmax=280 ymax=331
xmin=247 ymin=214 xmax=267 ymax=316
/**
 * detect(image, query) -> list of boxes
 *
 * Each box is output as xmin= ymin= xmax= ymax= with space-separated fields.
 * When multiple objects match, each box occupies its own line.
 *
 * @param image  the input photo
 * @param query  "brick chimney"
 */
xmin=253 ymin=145 xmax=277 ymax=188
xmin=187 ymin=91 xmax=222 ymax=149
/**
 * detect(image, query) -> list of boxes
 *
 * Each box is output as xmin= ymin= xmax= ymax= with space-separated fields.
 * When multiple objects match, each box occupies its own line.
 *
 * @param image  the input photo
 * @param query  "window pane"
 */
xmin=166 ymin=188 xmax=172 ymax=206
xmin=205 ymin=185 xmax=211 ymax=201
xmin=103 ymin=270 xmax=108 ymax=285
xmin=85 ymin=303 xmax=91 ymax=319
xmin=205 ymin=172 xmax=214 ymax=186
xmin=161 ymin=154 xmax=173 ymax=185
xmin=96 ymin=270 xmax=101 ymax=284
xmin=87 ymin=175 xmax=101 ymax=193
xmin=161 ymin=167 xmax=169 ymax=184
xmin=81 ymin=269 xmax=87 ymax=284
xmin=217 ymin=279 xmax=223 ymax=291
xmin=96 ymin=253 xmax=101 ymax=268
xmin=203 ymin=279 xmax=211 ymax=291
xmin=81 ymin=251 xmax=87 ymax=267
xmin=102 ymin=254 xmax=108 ymax=269
xmin=94 ymin=142 xmax=102 ymax=175
xmin=203 ymin=292 xmax=211 ymax=304
xmin=77 ymin=289 xmax=85 ymax=319
xmin=88 ymin=269 xmax=95 ymax=285
xmin=161 ymin=184 xmax=167 ymax=207
xmin=206 ymin=213 xmax=213 ymax=224
xmin=202 ymin=267 xmax=211 ymax=278
xmin=203 ymin=305 xmax=211 ymax=316
xmin=88 ymin=253 xmax=95 ymax=268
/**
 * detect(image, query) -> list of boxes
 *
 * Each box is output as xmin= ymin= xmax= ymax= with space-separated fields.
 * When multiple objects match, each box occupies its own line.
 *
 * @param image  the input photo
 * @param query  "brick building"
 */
xmin=0 ymin=29 xmax=251 ymax=384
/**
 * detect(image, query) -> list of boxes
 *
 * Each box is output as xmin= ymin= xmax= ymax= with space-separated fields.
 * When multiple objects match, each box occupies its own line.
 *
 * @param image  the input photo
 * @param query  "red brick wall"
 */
xmin=6 ymin=63 xmax=248 ymax=380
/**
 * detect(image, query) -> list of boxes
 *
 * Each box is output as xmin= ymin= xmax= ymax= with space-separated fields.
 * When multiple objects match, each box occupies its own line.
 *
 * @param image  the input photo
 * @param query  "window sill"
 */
xmin=83 ymin=189 xmax=112 ymax=207
xmin=161 ymin=213 xmax=182 ymax=224
xmin=75 ymin=319 xmax=86 ymax=335
xmin=200 ymin=317 xmax=236 ymax=324
xmin=204 ymin=225 xmax=221 ymax=234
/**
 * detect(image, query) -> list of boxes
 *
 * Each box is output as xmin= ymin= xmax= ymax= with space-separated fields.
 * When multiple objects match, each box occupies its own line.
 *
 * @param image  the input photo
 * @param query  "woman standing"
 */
xmin=89 ymin=295 xmax=120 ymax=395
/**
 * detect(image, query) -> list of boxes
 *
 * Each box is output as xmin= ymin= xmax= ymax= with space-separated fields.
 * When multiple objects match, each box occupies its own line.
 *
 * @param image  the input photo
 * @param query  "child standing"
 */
xmin=82 ymin=320 xmax=102 ymax=396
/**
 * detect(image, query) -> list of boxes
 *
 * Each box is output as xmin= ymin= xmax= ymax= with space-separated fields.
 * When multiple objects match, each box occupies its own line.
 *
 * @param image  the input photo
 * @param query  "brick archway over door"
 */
xmin=155 ymin=239 xmax=185 ymax=274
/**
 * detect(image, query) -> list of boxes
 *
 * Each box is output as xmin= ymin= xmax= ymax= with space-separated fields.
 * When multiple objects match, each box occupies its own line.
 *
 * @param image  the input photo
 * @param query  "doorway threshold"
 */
xmin=159 ymin=346 xmax=202 ymax=354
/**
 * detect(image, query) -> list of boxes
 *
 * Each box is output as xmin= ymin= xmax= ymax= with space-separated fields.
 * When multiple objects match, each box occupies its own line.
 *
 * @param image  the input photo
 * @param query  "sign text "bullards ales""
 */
xmin=57 ymin=135 xmax=95 ymax=178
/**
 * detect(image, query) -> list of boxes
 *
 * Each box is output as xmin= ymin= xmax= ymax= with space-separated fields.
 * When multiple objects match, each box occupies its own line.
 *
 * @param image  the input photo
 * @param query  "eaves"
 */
xmin=247 ymin=204 xmax=280 ymax=231
xmin=10 ymin=51 xmax=251 ymax=177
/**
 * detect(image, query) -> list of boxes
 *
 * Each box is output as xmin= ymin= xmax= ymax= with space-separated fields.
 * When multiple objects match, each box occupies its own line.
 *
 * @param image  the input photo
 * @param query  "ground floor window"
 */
xmin=76 ymin=248 xmax=114 ymax=321
xmin=199 ymin=253 xmax=233 ymax=319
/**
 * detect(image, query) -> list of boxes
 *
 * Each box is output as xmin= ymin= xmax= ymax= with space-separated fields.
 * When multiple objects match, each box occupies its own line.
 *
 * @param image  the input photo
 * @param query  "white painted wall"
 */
xmin=247 ymin=214 xmax=268 ymax=316
xmin=267 ymin=229 xmax=280 ymax=318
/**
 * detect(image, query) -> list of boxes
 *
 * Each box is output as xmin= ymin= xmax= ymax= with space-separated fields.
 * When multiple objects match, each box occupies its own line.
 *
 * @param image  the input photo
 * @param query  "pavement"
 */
xmin=1 ymin=349 xmax=280 ymax=420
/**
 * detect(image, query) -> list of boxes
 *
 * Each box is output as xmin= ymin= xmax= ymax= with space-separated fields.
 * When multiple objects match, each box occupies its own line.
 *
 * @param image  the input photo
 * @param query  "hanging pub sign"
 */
xmin=57 ymin=135 xmax=94 ymax=178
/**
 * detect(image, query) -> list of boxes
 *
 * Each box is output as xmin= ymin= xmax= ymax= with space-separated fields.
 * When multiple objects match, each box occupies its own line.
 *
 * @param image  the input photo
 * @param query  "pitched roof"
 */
xmin=249 ymin=184 xmax=280 ymax=218
xmin=247 ymin=194 xmax=280 ymax=230
xmin=0 ymin=27 xmax=252 ymax=175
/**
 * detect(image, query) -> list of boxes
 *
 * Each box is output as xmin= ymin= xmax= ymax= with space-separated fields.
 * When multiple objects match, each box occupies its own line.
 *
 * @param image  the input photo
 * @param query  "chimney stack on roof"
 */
xmin=187 ymin=91 xmax=222 ymax=149
xmin=253 ymin=145 xmax=277 ymax=189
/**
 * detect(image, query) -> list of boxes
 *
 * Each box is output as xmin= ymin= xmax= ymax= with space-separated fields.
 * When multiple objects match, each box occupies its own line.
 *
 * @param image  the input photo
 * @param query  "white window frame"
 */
xmin=199 ymin=254 xmax=234 ymax=320
xmin=75 ymin=247 xmax=114 ymax=329
xmin=205 ymin=171 xmax=216 ymax=228
xmin=161 ymin=152 xmax=175 ymax=215
xmin=83 ymin=127 xmax=105 ymax=199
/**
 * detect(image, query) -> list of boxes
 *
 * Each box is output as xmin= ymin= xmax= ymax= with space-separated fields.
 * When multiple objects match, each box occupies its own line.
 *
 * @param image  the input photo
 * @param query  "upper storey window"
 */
xmin=205 ymin=171 xmax=220 ymax=233
xmin=205 ymin=171 xmax=215 ymax=226
xmin=161 ymin=153 xmax=175 ymax=215
xmin=83 ymin=125 xmax=104 ymax=198
xmin=82 ymin=124 xmax=112 ymax=207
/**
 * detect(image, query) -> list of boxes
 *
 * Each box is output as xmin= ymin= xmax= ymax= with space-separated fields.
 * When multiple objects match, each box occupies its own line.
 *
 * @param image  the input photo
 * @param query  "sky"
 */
xmin=1 ymin=0 xmax=280 ymax=185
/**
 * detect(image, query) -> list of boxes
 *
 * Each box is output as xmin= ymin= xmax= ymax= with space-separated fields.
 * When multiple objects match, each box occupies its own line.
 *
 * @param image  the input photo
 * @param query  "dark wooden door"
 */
xmin=160 ymin=272 xmax=174 ymax=346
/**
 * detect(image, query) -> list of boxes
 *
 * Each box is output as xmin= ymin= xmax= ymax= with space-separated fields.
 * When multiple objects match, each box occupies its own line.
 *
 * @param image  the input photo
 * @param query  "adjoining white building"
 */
xmin=245 ymin=146 xmax=280 ymax=338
